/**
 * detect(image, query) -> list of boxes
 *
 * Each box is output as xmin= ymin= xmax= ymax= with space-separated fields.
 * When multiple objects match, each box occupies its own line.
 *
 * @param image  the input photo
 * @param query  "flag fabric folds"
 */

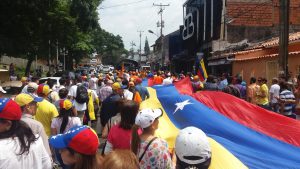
xmin=140 ymin=78 xmax=300 ymax=169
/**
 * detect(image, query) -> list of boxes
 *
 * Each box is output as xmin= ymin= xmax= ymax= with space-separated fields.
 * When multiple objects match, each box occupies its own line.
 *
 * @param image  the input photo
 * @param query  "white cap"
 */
xmin=28 ymin=82 xmax=39 ymax=89
xmin=135 ymin=108 xmax=163 ymax=129
xmin=175 ymin=126 xmax=211 ymax=165
xmin=0 ymin=86 xmax=7 ymax=93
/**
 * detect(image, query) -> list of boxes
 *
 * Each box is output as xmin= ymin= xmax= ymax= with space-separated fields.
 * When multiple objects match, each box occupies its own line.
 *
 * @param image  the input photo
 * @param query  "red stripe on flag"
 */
xmin=174 ymin=78 xmax=300 ymax=147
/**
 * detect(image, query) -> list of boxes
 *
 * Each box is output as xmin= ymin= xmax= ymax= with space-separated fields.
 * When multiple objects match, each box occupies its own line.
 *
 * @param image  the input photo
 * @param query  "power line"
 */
xmin=99 ymin=0 xmax=151 ymax=9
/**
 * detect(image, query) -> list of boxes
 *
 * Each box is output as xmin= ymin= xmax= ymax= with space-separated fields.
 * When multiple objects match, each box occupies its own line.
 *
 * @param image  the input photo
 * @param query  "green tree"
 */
xmin=91 ymin=28 xmax=127 ymax=66
xmin=144 ymin=37 xmax=150 ymax=55
xmin=0 ymin=0 xmax=126 ymax=74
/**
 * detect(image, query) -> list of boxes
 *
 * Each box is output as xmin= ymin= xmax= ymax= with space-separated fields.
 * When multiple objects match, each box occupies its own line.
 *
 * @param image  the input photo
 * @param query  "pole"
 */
xmin=279 ymin=0 xmax=290 ymax=77
xmin=56 ymin=40 xmax=59 ymax=67
xmin=137 ymin=30 xmax=144 ymax=64
xmin=35 ymin=54 xmax=37 ymax=70
xmin=153 ymin=3 xmax=170 ymax=69
xmin=63 ymin=47 xmax=66 ymax=71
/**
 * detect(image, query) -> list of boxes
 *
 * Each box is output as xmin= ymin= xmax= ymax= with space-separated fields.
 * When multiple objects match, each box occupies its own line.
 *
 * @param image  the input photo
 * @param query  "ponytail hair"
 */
xmin=59 ymin=108 xmax=73 ymax=133
xmin=131 ymin=124 xmax=141 ymax=155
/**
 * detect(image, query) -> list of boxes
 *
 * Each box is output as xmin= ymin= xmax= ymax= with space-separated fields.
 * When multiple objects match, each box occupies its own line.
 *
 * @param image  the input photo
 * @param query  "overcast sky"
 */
xmin=98 ymin=0 xmax=186 ymax=51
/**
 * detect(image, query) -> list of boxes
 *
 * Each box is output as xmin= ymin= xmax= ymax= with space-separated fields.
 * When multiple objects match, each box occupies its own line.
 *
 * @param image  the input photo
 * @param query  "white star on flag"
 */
xmin=173 ymin=99 xmax=193 ymax=114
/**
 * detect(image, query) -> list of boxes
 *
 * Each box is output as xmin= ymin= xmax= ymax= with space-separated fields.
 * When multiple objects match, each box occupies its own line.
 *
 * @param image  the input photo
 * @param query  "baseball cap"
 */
xmin=147 ymin=73 xmax=154 ymax=78
xmin=0 ymin=86 xmax=7 ymax=93
xmin=37 ymin=84 xmax=51 ymax=95
xmin=21 ymin=77 xmax=27 ymax=82
xmin=49 ymin=125 xmax=99 ymax=155
xmin=0 ymin=98 xmax=22 ymax=120
xmin=27 ymin=82 xmax=39 ymax=93
xmin=59 ymin=99 xmax=73 ymax=110
xmin=135 ymin=78 xmax=142 ymax=84
xmin=15 ymin=93 xmax=43 ymax=107
xmin=175 ymin=127 xmax=211 ymax=165
xmin=28 ymin=82 xmax=39 ymax=89
xmin=112 ymin=82 xmax=121 ymax=90
xmin=135 ymin=108 xmax=163 ymax=129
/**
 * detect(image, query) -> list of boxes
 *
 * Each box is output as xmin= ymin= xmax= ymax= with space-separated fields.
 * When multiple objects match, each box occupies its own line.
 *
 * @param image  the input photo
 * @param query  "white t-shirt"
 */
xmin=89 ymin=77 xmax=98 ymax=90
xmin=52 ymin=85 xmax=65 ymax=93
xmin=123 ymin=89 xmax=133 ymax=100
xmin=162 ymin=77 xmax=173 ymax=86
xmin=0 ymin=136 xmax=52 ymax=169
xmin=68 ymin=84 xmax=87 ymax=111
xmin=51 ymin=117 xmax=81 ymax=134
xmin=269 ymin=84 xmax=280 ymax=103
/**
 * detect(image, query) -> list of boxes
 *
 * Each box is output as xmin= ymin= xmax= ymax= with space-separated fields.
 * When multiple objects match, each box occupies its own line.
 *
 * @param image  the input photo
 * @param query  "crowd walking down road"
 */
xmin=0 ymin=67 xmax=300 ymax=169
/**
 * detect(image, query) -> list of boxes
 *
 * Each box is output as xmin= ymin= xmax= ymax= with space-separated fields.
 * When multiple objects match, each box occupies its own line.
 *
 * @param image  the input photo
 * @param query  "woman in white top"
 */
xmin=51 ymin=99 xmax=81 ymax=135
xmin=51 ymin=99 xmax=81 ymax=169
xmin=0 ymin=98 xmax=52 ymax=169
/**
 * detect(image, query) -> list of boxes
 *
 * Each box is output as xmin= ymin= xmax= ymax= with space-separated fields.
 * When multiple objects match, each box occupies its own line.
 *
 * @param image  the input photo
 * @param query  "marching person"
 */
xmin=0 ymin=98 xmax=52 ymax=169
xmin=49 ymin=125 xmax=102 ymax=169
xmin=14 ymin=93 xmax=52 ymax=157
xmin=36 ymin=84 xmax=59 ymax=136
xmin=131 ymin=108 xmax=173 ymax=169
xmin=104 ymin=100 xmax=139 ymax=154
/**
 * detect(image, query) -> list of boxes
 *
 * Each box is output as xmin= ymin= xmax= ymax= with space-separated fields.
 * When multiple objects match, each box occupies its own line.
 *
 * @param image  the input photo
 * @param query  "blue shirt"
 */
xmin=135 ymin=84 xmax=150 ymax=101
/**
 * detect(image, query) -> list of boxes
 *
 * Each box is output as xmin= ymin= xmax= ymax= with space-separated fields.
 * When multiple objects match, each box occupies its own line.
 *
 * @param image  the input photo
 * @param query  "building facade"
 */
xmin=209 ymin=0 xmax=300 ymax=76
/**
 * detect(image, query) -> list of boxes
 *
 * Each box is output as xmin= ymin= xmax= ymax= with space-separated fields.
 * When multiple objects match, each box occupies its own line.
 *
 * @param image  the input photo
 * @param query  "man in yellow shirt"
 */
xmin=256 ymin=77 xmax=270 ymax=110
xmin=36 ymin=84 xmax=59 ymax=136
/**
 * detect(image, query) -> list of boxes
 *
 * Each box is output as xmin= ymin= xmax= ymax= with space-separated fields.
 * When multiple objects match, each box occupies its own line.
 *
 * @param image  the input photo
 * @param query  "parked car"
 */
xmin=75 ymin=67 xmax=88 ymax=76
xmin=108 ymin=65 xmax=115 ymax=71
xmin=102 ymin=65 xmax=111 ymax=73
xmin=52 ymin=71 xmax=75 ymax=80
xmin=39 ymin=77 xmax=61 ymax=88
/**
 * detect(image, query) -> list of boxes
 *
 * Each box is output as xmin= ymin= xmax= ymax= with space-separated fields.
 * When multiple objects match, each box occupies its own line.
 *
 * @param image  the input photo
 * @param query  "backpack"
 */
xmin=75 ymin=85 xmax=89 ymax=104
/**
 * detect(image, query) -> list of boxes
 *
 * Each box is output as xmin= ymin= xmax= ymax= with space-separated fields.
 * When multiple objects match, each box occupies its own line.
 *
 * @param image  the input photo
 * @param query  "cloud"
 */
xmin=98 ymin=0 xmax=186 ymax=51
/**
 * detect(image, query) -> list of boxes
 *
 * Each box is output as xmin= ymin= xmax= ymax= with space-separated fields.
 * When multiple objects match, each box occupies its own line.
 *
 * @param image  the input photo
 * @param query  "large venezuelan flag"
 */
xmin=140 ymin=78 xmax=300 ymax=169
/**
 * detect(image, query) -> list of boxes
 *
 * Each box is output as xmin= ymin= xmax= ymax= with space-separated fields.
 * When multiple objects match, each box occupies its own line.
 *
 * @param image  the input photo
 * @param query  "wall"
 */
xmin=226 ymin=0 xmax=300 ymax=43
xmin=233 ymin=55 xmax=300 ymax=86
xmin=0 ymin=55 xmax=48 ymax=71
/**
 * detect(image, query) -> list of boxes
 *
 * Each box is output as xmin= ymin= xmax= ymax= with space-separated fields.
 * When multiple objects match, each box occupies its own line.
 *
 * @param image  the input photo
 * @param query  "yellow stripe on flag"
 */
xmin=140 ymin=87 xmax=248 ymax=169
xmin=200 ymin=59 xmax=208 ymax=79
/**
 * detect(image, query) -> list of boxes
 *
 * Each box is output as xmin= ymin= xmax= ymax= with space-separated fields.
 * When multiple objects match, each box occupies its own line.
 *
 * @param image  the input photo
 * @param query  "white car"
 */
xmin=108 ymin=65 xmax=115 ymax=71
xmin=39 ymin=77 xmax=61 ymax=92
xmin=102 ymin=66 xmax=111 ymax=73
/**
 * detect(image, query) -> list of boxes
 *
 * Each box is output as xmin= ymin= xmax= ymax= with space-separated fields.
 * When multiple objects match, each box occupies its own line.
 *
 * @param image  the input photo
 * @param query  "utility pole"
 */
xmin=56 ymin=40 xmax=59 ymax=70
xmin=153 ymin=3 xmax=170 ymax=69
xmin=130 ymin=41 xmax=136 ymax=59
xmin=279 ymin=0 xmax=290 ymax=77
xmin=137 ymin=30 xmax=144 ymax=64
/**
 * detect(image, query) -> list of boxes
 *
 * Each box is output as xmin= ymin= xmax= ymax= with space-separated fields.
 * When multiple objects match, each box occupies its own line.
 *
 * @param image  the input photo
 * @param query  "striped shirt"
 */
xmin=279 ymin=90 xmax=295 ymax=115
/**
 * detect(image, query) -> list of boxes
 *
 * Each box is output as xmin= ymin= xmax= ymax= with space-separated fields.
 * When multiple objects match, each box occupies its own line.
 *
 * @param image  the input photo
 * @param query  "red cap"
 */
xmin=0 ymin=98 xmax=22 ymax=120
xmin=49 ymin=126 xmax=99 ymax=155
xmin=135 ymin=78 xmax=142 ymax=84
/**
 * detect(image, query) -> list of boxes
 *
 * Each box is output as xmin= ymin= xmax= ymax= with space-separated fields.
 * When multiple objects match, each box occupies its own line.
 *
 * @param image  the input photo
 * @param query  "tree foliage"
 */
xmin=144 ymin=37 xmax=150 ymax=55
xmin=0 ymin=0 xmax=127 ymax=74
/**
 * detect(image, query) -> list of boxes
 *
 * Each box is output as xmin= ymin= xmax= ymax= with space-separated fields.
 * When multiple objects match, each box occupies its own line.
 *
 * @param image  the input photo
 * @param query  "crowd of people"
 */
xmin=0 ymin=68 xmax=299 ymax=169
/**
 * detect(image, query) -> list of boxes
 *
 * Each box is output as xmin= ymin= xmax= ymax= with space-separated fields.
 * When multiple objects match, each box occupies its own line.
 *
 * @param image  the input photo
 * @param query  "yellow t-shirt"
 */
xmin=35 ymin=99 xmax=59 ymax=136
xmin=257 ymin=84 xmax=269 ymax=105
